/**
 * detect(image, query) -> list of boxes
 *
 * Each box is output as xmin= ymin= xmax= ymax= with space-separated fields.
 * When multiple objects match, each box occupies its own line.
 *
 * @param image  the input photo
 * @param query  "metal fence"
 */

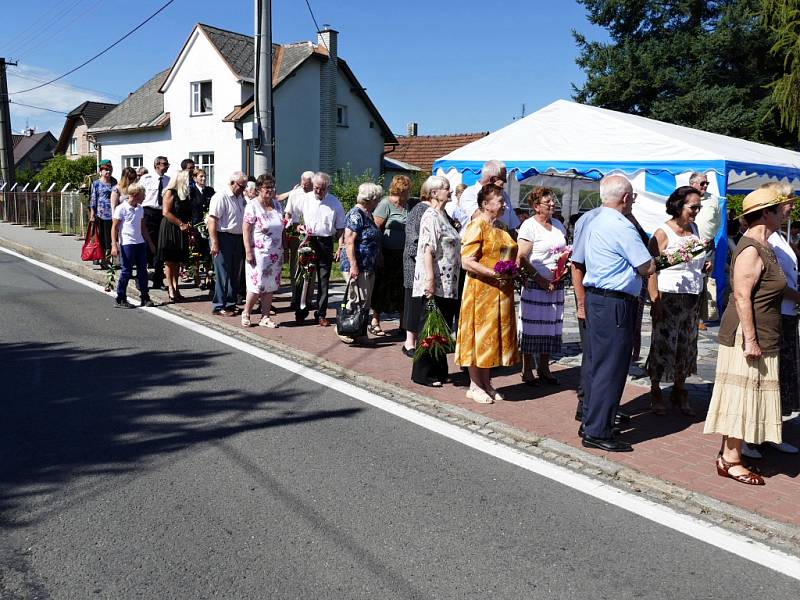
xmin=0 ymin=190 xmax=88 ymax=237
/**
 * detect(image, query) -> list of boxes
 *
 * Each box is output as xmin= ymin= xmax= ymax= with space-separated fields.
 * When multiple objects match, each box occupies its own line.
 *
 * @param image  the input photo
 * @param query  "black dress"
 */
xmin=157 ymin=193 xmax=193 ymax=263
xmin=190 ymin=184 xmax=215 ymax=259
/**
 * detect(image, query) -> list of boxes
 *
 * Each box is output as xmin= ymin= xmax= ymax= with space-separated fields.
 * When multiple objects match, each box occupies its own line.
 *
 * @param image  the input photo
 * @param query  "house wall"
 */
xmin=94 ymin=127 xmax=172 ymax=174
xmin=272 ymin=63 xmax=321 ymax=190
xmin=65 ymin=122 xmax=96 ymax=159
xmin=16 ymin=138 xmax=57 ymax=172
xmin=334 ymin=68 xmax=384 ymax=182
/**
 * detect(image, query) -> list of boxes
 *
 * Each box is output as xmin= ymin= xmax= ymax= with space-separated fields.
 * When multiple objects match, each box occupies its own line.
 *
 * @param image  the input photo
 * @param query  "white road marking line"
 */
xmin=4 ymin=245 xmax=800 ymax=580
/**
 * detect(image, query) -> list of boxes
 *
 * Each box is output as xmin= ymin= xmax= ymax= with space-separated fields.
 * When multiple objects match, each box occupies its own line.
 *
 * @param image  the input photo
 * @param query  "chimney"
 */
xmin=23 ymin=126 xmax=35 ymax=137
xmin=318 ymin=26 xmax=338 ymax=175
xmin=406 ymin=122 xmax=418 ymax=137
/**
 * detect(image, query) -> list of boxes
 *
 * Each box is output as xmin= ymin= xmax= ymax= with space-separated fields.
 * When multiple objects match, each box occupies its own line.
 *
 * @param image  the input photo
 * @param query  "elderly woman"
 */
xmin=157 ymin=170 xmax=193 ymax=302
xmin=703 ymin=187 xmax=791 ymax=486
xmin=370 ymin=175 xmax=410 ymax=336
xmin=411 ymin=176 xmax=461 ymax=387
xmin=241 ymin=174 xmax=283 ymax=328
xmin=455 ymin=184 xmax=519 ymax=404
xmin=89 ymin=160 xmax=116 ymax=269
xmin=339 ymin=182 xmax=384 ymax=343
xmin=516 ymin=187 xmax=568 ymax=385
xmin=645 ymin=186 xmax=708 ymax=416
xmin=401 ymin=183 xmax=436 ymax=357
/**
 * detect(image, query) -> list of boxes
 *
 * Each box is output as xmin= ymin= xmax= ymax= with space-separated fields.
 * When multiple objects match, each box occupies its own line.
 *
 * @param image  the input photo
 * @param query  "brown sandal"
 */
xmin=671 ymin=388 xmax=695 ymax=416
xmin=716 ymin=455 xmax=765 ymax=486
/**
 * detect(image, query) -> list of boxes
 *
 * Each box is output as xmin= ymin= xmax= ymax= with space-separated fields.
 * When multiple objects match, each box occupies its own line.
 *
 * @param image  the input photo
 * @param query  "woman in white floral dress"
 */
xmin=242 ymin=174 xmax=283 ymax=328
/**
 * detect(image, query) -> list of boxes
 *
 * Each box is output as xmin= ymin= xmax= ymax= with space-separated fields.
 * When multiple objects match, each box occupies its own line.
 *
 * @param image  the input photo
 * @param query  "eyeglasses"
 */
xmin=158 ymin=162 xmax=170 ymax=167
xmin=686 ymin=204 xmax=702 ymax=211
xmin=628 ymin=192 xmax=638 ymax=200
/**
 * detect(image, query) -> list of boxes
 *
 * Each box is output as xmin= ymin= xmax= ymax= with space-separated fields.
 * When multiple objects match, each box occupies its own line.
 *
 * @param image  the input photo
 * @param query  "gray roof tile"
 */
xmin=89 ymin=69 xmax=170 ymax=132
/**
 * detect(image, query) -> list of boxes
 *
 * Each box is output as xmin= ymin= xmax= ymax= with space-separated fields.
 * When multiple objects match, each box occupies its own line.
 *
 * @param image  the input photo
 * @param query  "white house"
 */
xmin=89 ymin=23 xmax=395 ymax=190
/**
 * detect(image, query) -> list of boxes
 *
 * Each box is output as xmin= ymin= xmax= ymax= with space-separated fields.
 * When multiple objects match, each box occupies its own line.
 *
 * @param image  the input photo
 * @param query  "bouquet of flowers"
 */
xmin=655 ymin=237 xmax=715 ymax=271
xmin=551 ymin=245 xmax=573 ymax=283
xmin=414 ymin=299 xmax=455 ymax=362
xmin=104 ymin=251 xmax=116 ymax=292
xmin=284 ymin=221 xmax=306 ymax=241
xmin=494 ymin=259 xmax=526 ymax=291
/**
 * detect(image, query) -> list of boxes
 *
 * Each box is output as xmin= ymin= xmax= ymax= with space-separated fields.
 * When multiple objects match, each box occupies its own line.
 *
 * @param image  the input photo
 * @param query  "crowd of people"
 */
xmin=90 ymin=156 xmax=800 ymax=486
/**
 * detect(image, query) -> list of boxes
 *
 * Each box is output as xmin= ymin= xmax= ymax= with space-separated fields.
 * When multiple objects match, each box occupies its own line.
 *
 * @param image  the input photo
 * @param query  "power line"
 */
xmin=302 ymin=0 xmax=328 ymax=52
xmin=7 ymin=0 xmax=176 ymax=96
xmin=9 ymin=100 xmax=67 ymax=115
xmin=0 ymin=0 xmax=69 ymax=56
xmin=10 ymin=71 xmax=123 ymax=100
xmin=14 ymin=0 xmax=104 ymax=62
xmin=7 ymin=0 xmax=89 ymax=60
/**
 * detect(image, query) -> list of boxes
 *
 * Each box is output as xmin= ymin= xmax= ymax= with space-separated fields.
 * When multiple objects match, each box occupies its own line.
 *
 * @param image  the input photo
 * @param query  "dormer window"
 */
xmin=191 ymin=81 xmax=213 ymax=115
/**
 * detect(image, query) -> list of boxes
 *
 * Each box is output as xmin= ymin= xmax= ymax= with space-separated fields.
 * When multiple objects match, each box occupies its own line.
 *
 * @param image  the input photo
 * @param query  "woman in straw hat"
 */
xmin=703 ymin=187 xmax=793 ymax=485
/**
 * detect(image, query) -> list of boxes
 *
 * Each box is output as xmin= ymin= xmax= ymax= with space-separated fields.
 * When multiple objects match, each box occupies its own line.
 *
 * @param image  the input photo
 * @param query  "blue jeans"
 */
xmin=212 ymin=231 xmax=244 ymax=311
xmin=117 ymin=242 xmax=149 ymax=301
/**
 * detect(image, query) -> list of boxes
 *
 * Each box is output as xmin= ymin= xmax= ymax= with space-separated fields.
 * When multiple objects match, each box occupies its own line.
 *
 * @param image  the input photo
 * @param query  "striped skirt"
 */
xmin=519 ymin=278 xmax=564 ymax=355
xmin=703 ymin=328 xmax=782 ymax=445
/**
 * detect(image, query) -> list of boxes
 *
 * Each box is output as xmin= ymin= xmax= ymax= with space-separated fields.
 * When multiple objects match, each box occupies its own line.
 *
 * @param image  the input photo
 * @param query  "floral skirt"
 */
xmin=645 ymin=292 xmax=700 ymax=383
xmin=245 ymin=248 xmax=282 ymax=294
xmin=518 ymin=278 xmax=564 ymax=355
xmin=703 ymin=329 xmax=781 ymax=444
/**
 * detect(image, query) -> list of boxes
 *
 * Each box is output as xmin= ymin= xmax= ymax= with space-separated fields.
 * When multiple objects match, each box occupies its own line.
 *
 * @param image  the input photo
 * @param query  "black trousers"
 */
xmin=294 ymin=236 xmax=334 ymax=317
xmin=96 ymin=218 xmax=112 ymax=256
xmin=143 ymin=207 xmax=165 ymax=283
xmin=582 ymin=292 xmax=636 ymax=439
xmin=576 ymin=313 xmax=586 ymax=415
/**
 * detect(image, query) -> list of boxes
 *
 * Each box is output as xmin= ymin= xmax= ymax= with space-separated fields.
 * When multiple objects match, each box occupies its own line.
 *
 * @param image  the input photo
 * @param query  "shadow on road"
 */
xmin=0 ymin=341 xmax=362 ymax=527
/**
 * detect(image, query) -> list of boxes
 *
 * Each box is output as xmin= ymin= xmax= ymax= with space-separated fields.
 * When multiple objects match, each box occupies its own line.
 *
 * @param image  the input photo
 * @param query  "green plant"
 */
xmin=330 ymin=166 xmax=383 ymax=212
xmin=35 ymin=155 xmax=98 ymax=190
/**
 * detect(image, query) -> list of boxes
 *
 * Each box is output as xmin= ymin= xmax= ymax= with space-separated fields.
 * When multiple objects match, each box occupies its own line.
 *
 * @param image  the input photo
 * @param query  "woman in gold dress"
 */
xmin=455 ymin=184 xmax=519 ymax=404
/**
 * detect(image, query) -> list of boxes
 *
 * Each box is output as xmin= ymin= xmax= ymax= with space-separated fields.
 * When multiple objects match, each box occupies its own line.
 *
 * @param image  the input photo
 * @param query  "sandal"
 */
xmin=466 ymin=387 xmax=493 ymax=404
xmin=368 ymin=321 xmax=386 ymax=336
xmin=259 ymin=316 xmax=279 ymax=328
xmin=716 ymin=455 xmax=764 ymax=486
xmin=486 ymin=386 xmax=504 ymax=402
xmin=241 ymin=313 xmax=252 ymax=327
xmin=537 ymin=370 xmax=559 ymax=385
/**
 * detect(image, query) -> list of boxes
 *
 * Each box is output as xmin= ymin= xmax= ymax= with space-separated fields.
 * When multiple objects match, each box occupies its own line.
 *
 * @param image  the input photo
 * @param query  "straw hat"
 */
xmin=737 ymin=187 xmax=795 ymax=218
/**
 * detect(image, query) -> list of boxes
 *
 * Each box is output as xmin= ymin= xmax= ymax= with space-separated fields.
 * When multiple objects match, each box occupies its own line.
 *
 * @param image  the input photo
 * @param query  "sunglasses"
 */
xmin=697 ymin=181 xmax=709 ymax=187
xmin=687 ymin=204 xmax=702 ymax=211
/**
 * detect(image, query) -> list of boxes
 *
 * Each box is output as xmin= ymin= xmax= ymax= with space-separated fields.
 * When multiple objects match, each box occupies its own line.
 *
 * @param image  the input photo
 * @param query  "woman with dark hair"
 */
xmin=88 ymin=160 xmax=116 ymax=269
xmin=645 ymin=185 xmax=707 ymax=415
xmin=516 ymin=187 xmax=567 ymax=385
xmin=455 ymin=184 xmax=519 ymax=404
xmin=190 ymin=168 xmax=215 ymax=289
xmin=704 ymin=188 xmax=790 ymax=485
xmin=158 ymin=170 xmax=194 ymax=302
xmin=371 ymin=175 xmax=409 ymax=336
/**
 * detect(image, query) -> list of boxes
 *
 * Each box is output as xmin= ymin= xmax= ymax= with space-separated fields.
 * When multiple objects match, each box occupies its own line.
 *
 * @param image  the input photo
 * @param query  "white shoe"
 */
xmin=466 ymin=388 xmax=493 ymax=404
xmin=741 ymin=442 xmax=763 ymax=459
xmin=767 ymin=441 xmax=799 ymax=454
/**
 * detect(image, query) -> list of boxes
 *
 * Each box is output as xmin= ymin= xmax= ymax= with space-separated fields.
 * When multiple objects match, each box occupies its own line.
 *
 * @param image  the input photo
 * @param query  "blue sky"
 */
xmin=0 ymin=0 xmax=607 ymax=138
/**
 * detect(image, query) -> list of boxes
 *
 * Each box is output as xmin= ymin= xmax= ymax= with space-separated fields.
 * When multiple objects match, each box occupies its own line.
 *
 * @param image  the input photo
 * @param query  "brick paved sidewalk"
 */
xmin=2 ymin=222 xmax=799 ymax=532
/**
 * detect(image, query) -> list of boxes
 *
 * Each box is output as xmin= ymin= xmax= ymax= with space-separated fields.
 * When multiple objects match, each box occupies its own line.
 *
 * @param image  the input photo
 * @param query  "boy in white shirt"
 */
xmin=111 ymin=182 xmax=156 ymax=308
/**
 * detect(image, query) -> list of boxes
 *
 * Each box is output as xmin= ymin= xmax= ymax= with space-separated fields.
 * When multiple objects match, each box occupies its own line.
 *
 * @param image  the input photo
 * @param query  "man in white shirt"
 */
xmin=290 ymin=171 xmax=346 ymax=326
xmin=456 ymin=160 xmax=521 ymax=235
xmin=208 ymin=171 xmax=247 ymax=316
xmin=139 ymin=156 xmax=170 ymax=289
xmin=281 ymin=170 xmax=315 ymax=297
xmin=690 ymin=172 xmax=723 ymax=325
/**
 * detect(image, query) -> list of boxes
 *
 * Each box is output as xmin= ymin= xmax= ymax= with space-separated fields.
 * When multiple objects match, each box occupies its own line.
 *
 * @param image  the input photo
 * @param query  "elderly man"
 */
xmin=139 ymin=156 xmax=170 ymax=289
xmin=690 ymin=172 xmax=723 ymax=326
xmin=208 ymin=171 xmax=247 ymax=316
xmin=281 ymin=170 xmax=315 ymax=297
xmin=290 ymin=172 xmax=346 ymax=326
xmin=577 ymin=175 xmax=654 ymax=452
xmin=456 ymin=160 xmax=521 ymax=233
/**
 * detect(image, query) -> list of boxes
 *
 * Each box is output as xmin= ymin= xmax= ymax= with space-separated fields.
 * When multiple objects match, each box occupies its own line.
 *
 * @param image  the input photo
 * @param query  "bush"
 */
xmin=35 ymin=155 xmax=98 ymax=190
xmin=330 ymin=166 xmax=383 ymax=212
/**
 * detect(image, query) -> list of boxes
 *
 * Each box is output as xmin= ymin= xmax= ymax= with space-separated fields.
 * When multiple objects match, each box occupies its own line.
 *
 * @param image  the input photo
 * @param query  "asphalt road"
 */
xmin=0 ymin=251 xmax=797 ymax=599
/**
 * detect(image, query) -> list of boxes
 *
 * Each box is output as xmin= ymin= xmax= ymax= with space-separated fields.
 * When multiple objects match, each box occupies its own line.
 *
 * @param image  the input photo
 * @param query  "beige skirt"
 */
xmin=703 ymin=331 xmax=781 ymax=444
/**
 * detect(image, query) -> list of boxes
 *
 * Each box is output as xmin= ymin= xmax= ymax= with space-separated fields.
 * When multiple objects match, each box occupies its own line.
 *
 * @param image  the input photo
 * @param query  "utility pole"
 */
xmin=253 ymin=0 xmax=274 ymax=176
xmin=0 ymin=58 xmax=17 ymax=187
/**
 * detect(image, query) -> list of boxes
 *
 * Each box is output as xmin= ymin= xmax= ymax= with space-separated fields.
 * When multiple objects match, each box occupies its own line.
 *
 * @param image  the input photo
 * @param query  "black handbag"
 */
xmin=336 ymin=277 xmax=370 ymax=337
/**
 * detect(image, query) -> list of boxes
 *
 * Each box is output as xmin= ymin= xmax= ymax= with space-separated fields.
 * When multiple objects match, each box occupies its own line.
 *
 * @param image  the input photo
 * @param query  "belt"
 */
xmin=585 ymin=286 xmax=636 ymax=302
xmin=143 ymin=206 xmax=162 ymax=213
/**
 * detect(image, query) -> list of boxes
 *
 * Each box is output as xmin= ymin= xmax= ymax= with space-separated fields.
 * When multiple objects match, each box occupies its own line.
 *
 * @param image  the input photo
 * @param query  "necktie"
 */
xmin=157 ymin=176 xmax=164 ymax=206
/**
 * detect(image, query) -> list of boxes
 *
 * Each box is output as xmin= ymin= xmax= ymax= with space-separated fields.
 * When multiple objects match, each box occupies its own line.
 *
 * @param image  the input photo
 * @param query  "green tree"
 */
xmin=573 ymin=0 xmax=794 ymax=146
xmin=762 ymin=0 xmax=800 ymax=138
xmin=34 ymin=155 xmax=98 ymax=190
xmin=330 ymin=165 xmax=383 ymax=212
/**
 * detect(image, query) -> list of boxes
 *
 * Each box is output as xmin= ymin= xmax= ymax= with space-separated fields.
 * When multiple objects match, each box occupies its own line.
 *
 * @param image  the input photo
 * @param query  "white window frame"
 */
xmin=336 ymin=104 xmax=348 ymax=127
xmin=87 ymin=139 xmax=96 ymax=153
xmin=191 ymin=81 xmax=213 ymax=115
xmin=69 ymin=137 xmax=78 ymax=155
xmin=122 ymin=155 xmax=144 ymax=169
xmin=190 ymin=152 xmax=214 ymax=187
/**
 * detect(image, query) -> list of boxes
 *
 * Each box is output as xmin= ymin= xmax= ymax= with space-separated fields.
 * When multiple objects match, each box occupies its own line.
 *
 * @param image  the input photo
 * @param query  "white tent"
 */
xmin=433 ymin=99 xmax=800 ymax=308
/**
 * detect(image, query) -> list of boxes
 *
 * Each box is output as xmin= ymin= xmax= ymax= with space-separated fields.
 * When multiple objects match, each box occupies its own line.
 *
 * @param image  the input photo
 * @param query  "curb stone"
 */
xmin=3 ymin=234 xmax=800 ymax=557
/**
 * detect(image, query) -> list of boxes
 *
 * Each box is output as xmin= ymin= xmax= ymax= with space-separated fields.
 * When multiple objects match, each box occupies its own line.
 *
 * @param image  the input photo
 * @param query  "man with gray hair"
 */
xmin=207 ymin=171 xmax=248 ymax=316
xmin=574 ymin=174 xmax=654 ymax=452
xmin=281 ymin=170 xmax=316 ymax=299
xmin=290 ymin=171 xmax=346 ymax=326
xmin=456 ymin=159 xmax=521 ymax=233
xmin=689 ymin=172 xmax=722 ymax=326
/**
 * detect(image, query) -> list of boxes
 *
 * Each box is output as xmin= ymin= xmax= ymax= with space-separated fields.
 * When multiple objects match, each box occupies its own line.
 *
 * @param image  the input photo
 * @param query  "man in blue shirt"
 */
xmin=579 ymin=175 xmax=654 ymax=452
